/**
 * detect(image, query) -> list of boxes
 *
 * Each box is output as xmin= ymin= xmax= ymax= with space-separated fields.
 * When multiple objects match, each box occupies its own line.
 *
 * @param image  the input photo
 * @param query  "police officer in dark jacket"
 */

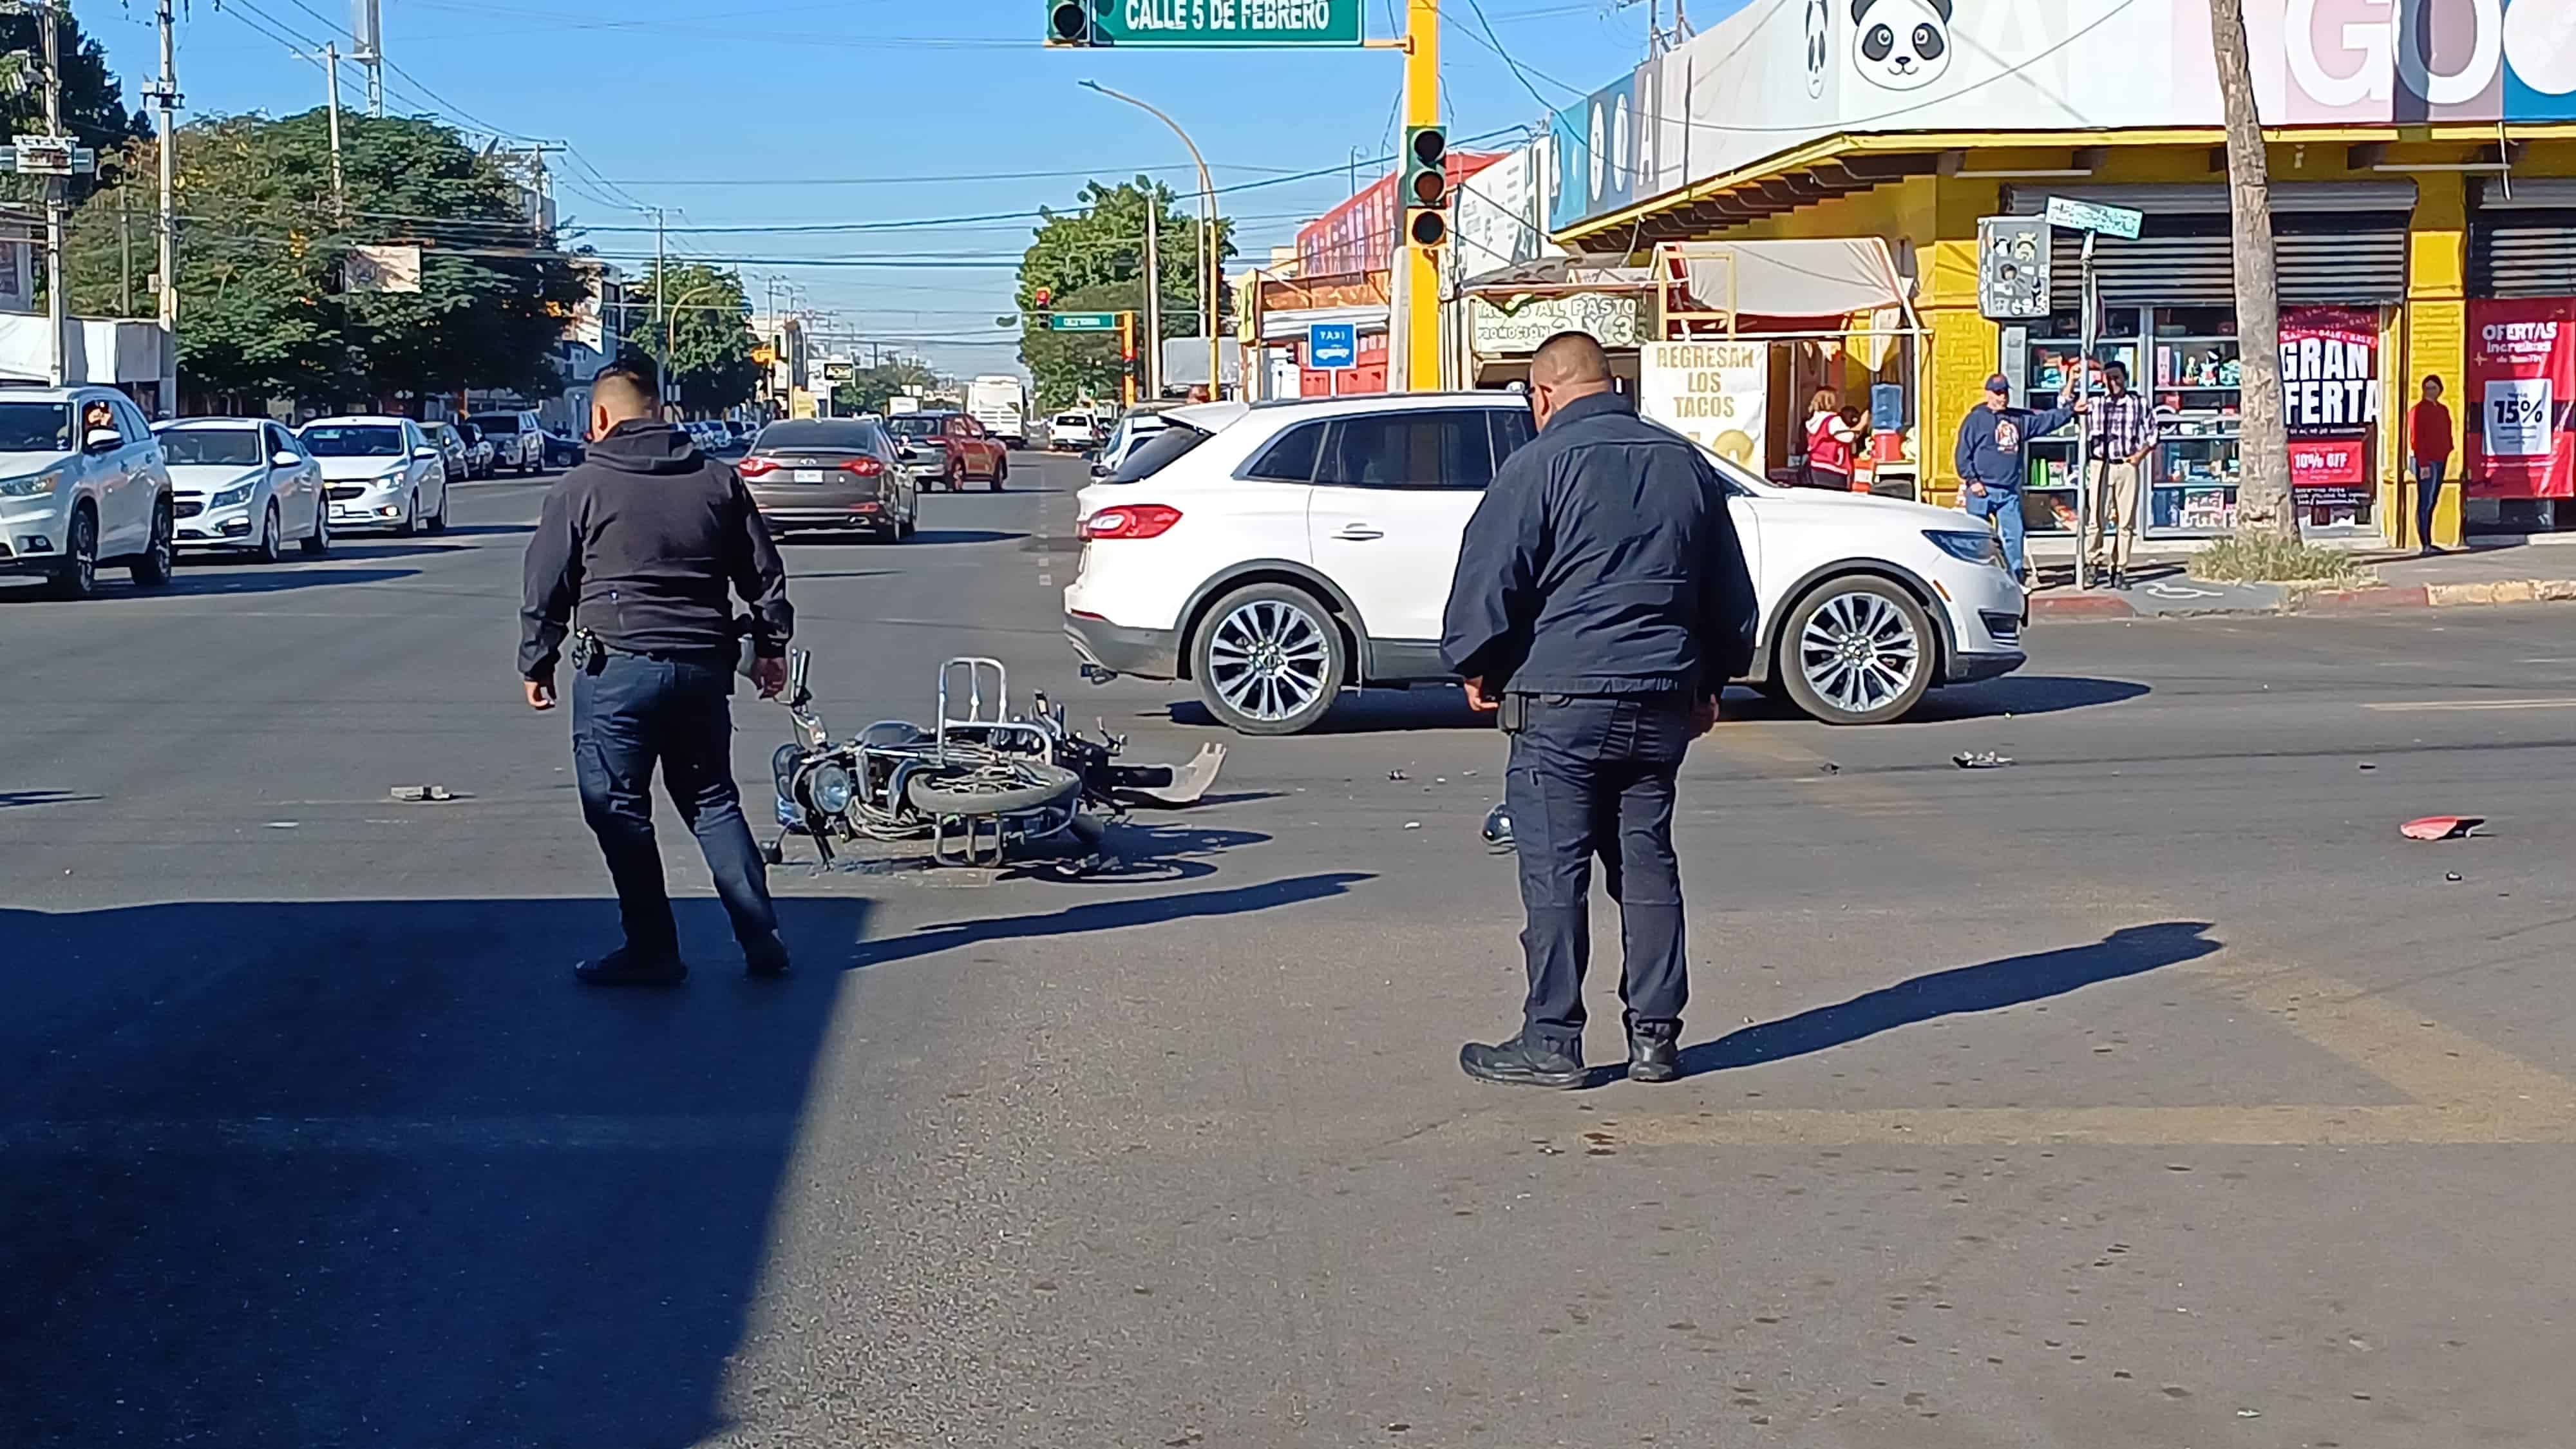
xmin=520 ymin=362 xmax=795 ymax=985
xmin=1441 ymin=331 xmax=1758 ymax=1087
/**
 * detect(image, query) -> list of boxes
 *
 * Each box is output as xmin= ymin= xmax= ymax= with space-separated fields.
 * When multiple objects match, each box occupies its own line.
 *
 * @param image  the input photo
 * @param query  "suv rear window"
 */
xmin=468 ymin=413 xmax=524 ymax=435
xmin=1106 ymin=422 xmax=1207 ymax=484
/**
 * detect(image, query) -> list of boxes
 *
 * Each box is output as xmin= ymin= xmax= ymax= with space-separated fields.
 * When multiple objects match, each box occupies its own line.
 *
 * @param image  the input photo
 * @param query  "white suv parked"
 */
xmin=1064 ymin=392 xmax=2026 ymax=735
xmin=299 ymin=415 xmax=449 ymax=535
xmin=0 ymin=387 xmax=177 ymax=600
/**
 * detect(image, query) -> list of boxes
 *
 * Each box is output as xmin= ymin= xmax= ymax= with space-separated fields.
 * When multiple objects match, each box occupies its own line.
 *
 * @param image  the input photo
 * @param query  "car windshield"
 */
xmin=754 ymin=421 xmax=876 ymax=452
xmin=0 ymin=402 xmax=76 ymax=453
xmin=468 ymin=414 xmax=523 ymax=435
xmin=301 ymin=424 xmax=404 ymax=457
xmin=159 ymin=427 xmax=267 ymax=466
xmin=883 ymin=416 xmax=945 ymax=439
xmin=1107 ymin=422 xmax=1207 ymax=483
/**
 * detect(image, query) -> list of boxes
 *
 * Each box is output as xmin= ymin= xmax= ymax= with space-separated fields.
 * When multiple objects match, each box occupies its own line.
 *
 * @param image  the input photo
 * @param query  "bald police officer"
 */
xmin=1442 ymin=331 xmax=1759 ymax=1087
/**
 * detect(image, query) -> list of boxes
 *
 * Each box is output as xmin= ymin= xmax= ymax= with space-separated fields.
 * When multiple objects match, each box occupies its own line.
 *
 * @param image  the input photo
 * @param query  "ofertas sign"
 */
xmin=1640 ymin=340 xmax=1767 ymax=474
xmin=2278 ymin=307 xmax=2380 ymax=437
xmin=2288 ymin=438 xmax=2371 ymax=509
xmin=2467 ymin=299 xmax=2576 ymax=500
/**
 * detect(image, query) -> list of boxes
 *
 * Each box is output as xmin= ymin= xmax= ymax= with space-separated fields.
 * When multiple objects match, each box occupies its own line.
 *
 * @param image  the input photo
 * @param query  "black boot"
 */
xmin=1459 ymin=1031 xmax=1586 ymax=1088
xmin=1627 ymin=1033 xmax=1680 ymax=1083
xmin=743 ymin=931 xmax=791 ymax=978
xmin=574 ymin=944 xmax=687 ymax=987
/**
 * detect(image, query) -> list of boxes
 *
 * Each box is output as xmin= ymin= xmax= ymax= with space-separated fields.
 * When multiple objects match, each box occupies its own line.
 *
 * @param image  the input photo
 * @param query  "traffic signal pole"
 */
xmin=1400 ymin=0 xmax=1441 ymax=392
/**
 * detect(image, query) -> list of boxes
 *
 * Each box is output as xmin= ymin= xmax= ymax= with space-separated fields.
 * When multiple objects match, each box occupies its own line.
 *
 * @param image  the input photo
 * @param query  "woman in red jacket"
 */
xmin=1803 ymin=388 xmax=1857 ymax=490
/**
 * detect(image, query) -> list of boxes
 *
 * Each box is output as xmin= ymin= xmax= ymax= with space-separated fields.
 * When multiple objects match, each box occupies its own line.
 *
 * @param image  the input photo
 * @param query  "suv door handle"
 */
xmin=1332 ymin=524 xmax=1385 ymax=542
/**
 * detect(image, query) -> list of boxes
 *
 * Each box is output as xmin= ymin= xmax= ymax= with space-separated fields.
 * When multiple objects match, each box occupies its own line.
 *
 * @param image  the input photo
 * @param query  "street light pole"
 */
xmin=39 ymin=0 xmax=65 ymax=386
xmin=1080 ymin=81 xmax=1221 ymax=397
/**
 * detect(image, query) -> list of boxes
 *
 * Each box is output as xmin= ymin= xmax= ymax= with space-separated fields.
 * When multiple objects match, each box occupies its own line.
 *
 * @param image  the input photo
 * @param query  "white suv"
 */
xmin=0 ymin=387 xmax=177 ymax=600
xmin=1064 ymin=392 xmax=2026 ymax=735
xmin=299 ymin=415 xmax=449 ymax=535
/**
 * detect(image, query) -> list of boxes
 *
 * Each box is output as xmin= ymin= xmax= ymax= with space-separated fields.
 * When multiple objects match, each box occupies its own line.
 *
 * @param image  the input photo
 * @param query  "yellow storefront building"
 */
xmin=1541 ymin=0 xmax=2576 ymax=548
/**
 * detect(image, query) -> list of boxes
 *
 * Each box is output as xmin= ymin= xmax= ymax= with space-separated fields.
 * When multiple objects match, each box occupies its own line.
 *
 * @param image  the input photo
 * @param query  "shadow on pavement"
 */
xmin=0 ymin=789 xmax=97 ymax=809
xmin=187 ymin=541 xmax=469 ymax=565
xmin=1010 ymin=822 xmax=1273 ymax=884
xmin=855 ymin=870 xmax=1371 ymax=968
xmin=904 ymin=528 xmax=1028 ymax=546
xmin=1677 ymin=921 xmax=2219 ymax=1078
xmin=1910 ymin=675 xmax=2152 ymax=721
xmin=0 ymin=894 xmax=870 ymax=1448
xmin=0 ymin=567 xmax=422 ymax=601
xmin=1168 ymin=687 xmax=1497 ymax=735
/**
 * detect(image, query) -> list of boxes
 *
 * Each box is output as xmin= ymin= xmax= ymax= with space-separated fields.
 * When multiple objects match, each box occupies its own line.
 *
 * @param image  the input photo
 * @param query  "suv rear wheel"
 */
xmin=129 ymin=498 xmax=175 ymax=587
xmin=1776 ymin=576 xmax=1935 ymax=726
xmin=1190 ymin=582 xmax=1348 ymax=735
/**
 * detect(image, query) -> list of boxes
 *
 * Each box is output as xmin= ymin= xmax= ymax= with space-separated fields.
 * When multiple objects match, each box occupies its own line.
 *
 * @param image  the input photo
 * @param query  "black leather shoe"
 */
xmin=574 ymin=946 xmax=687 ymax=987
xmin=1627 ymin=1034 xmax=1680 ymax=1083
xmin=1459 ymin=1032 xmax=1585 ymax=1088
xmin=743 ymin=931 xmax=791 ymax=978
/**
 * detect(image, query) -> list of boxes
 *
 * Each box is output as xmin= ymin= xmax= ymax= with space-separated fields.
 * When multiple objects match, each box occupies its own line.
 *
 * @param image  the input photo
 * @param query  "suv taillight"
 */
xmin=1083 ymin=504 xmax=1181 ymax=540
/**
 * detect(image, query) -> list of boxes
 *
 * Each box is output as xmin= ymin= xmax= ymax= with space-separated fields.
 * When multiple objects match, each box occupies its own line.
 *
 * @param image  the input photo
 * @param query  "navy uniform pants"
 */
xmin=1504 ymin=692 xmax=1694 ymax=1053
xmin=571 ymin=651 xmax=777 ymax=958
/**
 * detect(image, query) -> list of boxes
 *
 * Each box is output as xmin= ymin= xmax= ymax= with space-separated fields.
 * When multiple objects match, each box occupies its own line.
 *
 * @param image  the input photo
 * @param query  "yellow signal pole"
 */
xmin=1119 ymin=310 xmax=1137 ymax=408
xmin=1401 ymin=0 xmax=1442 ymax=392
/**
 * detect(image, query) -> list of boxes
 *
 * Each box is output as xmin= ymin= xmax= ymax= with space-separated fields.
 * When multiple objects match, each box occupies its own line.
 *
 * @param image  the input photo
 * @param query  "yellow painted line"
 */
xmin=2362 ymin=697 xmax=2576 ymax=712
xmin=2194 ymin=961 xmax=2576 ymax=1117
xmin=1492 ymin=1102 xmax=2576 ymax=1148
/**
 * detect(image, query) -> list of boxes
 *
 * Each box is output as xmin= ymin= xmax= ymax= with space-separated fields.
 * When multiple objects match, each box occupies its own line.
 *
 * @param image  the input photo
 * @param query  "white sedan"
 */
xmin=1064 ymin=392 xmax=2027 ymax=735
xmin=299 ymin=415 xmax=449 ymax=535
xmin=158 ymin=418 xmax=329 ymax=562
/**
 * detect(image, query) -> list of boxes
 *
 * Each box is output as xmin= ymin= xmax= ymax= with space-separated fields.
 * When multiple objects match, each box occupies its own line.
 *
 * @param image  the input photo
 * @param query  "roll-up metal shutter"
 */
xmin=2468 ymin=182 xmax=2576 ymax=298
xmin=2003 ymin=184 xmax=2414 ymax=310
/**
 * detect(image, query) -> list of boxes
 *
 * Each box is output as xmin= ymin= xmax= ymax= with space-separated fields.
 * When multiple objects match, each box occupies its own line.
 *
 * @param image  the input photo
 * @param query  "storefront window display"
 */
xmin=2018 ymin=307 xmax=2246 ymax=536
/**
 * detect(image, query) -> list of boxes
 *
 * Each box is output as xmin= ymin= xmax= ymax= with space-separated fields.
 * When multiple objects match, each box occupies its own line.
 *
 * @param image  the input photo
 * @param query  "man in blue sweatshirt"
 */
xmin=1954 ymin=372 xmax=2084 ymax=586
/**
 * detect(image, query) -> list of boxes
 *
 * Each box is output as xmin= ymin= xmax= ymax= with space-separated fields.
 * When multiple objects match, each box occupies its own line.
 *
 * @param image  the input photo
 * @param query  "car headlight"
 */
xmin=0 ymin=466 xmax=65 ymax=498
xmin=803 ymin=762 xmax=855 ymax=817
xmin=211 ymin=478 xmax=259 ymax=507
xmin=1925 ymin=529 xmax=2005 ymax=568
xmin=375 ymin=468 xmax=409 ymax=486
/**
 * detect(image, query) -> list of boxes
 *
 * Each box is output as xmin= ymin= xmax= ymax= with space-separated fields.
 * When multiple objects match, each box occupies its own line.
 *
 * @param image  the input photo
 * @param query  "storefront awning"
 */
xmin=1654 ymin=238 xmax=1919 ymax=336
xmin=1459 ymin=252 xmax=1652 ymax=296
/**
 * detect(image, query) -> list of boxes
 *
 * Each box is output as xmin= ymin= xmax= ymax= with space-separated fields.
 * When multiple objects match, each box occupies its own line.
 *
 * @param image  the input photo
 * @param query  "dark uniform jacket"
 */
xmin=1440 ymin=391 xmax=1758 ymax=697
xmin=518 ymin=419 xmax=793 ymax=679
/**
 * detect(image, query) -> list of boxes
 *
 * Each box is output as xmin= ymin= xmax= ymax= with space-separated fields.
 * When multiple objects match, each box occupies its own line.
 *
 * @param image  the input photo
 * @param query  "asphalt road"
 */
xmin=8 ymin=451 xmax=2576 ymax=1447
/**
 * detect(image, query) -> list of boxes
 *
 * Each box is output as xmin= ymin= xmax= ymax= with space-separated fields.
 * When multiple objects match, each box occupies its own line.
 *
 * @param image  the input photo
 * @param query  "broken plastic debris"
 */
xmin=1952 ymin=751 xmax=2015 ymax=770
xmin=2357 ymin=761 xmax=2376 ymax=770
xmin=389 ymin=784 xmax=455 ymax=803
xmin=1403 ymin=820 xmax=1421 ymax=830
xmin=2445 ymin=872 xmax=2463 ymax=882
xmin=2399 ymin=815 xmax=2484 ymax=840
xmin=1387 ymin=769 xmax=1408 ymax=782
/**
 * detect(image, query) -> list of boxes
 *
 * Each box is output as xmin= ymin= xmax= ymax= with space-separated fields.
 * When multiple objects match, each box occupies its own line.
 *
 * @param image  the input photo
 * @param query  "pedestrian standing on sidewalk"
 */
xmin=2080 ymin=359 xmax=2157 ymax=589
xmin=1441 ymin=331 xmax=1759 ymax=1090
xmin=1803 ymin=388 xmax=1858 ymax=490
xmin=2409 ymin=375 xmax=2454 ymax=554
xmin=1953 ymin=373 xmax=2084 ymax=589
xmin=519 ymin=361 xmax=796 ymax=986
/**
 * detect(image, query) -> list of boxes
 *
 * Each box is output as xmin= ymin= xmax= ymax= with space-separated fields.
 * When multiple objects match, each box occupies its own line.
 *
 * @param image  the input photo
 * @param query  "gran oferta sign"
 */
xmin=1082 ymin=0 xmax=1361 ymax=45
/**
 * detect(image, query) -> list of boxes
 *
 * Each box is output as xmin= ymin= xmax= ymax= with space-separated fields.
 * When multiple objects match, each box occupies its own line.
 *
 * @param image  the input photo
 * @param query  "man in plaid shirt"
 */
xmin=2082 ymin=360 xmax=2158 ymax=588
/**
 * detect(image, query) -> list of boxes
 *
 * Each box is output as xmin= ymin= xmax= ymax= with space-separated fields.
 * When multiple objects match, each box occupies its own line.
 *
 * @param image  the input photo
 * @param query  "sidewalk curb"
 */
xmin=2029 ymin=577 xmax=2576 ymax=621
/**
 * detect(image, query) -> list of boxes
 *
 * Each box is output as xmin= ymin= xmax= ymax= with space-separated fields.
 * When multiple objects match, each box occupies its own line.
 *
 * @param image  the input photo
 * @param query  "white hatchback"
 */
xmin=299 ymin=415 xmax=449 ymax=535
xmin=1063 ymin=392 xmax=2027 ymax=735
xmin=158 ymin=417 xmax=330 ymax=562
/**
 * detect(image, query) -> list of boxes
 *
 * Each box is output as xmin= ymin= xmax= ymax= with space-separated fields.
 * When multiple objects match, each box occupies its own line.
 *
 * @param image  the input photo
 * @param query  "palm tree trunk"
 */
xmin=2209 ymin=0 xmax=2298 ymax=540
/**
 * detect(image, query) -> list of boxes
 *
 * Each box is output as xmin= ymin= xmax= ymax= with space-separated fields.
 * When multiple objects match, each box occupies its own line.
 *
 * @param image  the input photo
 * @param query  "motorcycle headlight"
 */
xmin=211 ymin=478 xmax=259 ymax=507
xmin=804 ymin=762 xmax=855 ymax=816
xmin=0 ymin=466 xmax=65 ymax=498
xmin=1925 ymin=529 xmax=2005 ymax=568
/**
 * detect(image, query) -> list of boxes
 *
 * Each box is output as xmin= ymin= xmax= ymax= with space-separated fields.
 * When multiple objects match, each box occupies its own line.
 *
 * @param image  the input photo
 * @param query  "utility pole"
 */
xmin=1142 ymin=198 xmax=1160 ymax=399
xmin=652 ymin=208 xmax=668 ymax=411
xmin=351 ymin=0 xmax=384 ymax=117
xmin=150 ymin=0 xmax=180 ymax=410
xmin=39 ymin=0 xmax=66 ymax=386
xmin=321 ymin=44 xmax=346 ymax=215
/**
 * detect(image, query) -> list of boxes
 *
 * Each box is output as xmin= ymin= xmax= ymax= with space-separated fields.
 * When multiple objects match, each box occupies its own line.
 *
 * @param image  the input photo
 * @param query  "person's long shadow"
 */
xmin=855 ymin=870 xmax=1370 ymax=969
xmin=0 ymin=895 xmax=868 ymax=1448
xmin=1677 ymin=921 xmax=2219 ymax=1077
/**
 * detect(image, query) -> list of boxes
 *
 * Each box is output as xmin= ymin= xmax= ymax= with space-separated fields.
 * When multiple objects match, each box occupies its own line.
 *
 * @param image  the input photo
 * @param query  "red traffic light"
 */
xmin=1033 ymin=286 xmax=1053 ymax=308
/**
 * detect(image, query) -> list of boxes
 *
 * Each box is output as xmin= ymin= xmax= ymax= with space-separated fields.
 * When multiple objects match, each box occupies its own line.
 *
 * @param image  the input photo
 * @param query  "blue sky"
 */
xmin=80 ymin=0 xmax=1691 ymax=377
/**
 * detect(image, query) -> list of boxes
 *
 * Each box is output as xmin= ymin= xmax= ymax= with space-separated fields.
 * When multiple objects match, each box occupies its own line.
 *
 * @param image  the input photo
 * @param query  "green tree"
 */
xmin=0 ymin=7 xmax=151 ymax=195
xmin=1016 ymin=178 xmax=1233 ymax=409
xmin=61 ymin=110 xmax=589 ymax=408
xmin=832 ymin=357 xmax=945 ymax=415
xmin=620 ymin=263 xmax=761 ymax=413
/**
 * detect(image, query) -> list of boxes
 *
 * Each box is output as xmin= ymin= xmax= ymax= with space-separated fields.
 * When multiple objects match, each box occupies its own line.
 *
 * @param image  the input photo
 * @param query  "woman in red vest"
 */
xmin=1803 ymin=388 xmax=1857 ymax=490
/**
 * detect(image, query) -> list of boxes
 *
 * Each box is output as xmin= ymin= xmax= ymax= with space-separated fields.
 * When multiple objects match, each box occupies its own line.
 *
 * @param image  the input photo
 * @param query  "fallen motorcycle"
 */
xmin=764 ymin=650 xmax=1226 ymax=871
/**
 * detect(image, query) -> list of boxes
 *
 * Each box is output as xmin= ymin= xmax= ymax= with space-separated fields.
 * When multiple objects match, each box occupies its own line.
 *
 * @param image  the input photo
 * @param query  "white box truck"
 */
xmin=967 ymin=375 xmax=1029 ymax=447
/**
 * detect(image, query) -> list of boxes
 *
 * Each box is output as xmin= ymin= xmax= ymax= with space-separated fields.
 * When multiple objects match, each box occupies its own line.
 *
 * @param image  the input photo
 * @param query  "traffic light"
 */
xmin=1045 ymin=0 xmax=1092 ymax=44
xmin=1402 ymin=126 xmax=1448 ymax=249
xmin=1033 ymin=285 xmax=1052 ymax=308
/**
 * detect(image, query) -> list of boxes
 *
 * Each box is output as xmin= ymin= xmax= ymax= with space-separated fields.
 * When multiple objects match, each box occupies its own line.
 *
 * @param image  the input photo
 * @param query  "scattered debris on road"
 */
xmin=2357 ymin=761 xmax=2376 ymax=770
xmin=2446 ymin=871 xmax=2464 ymax=882
xmin=1403 ymin=820 xmax=1421 ymax=829
xmin=2400 ymin=814 xmax=2485 ymax=840
xmin=389 ymin=784 xmax=455 ymax=803
xmin=1953 ymin=751 xmax=2016 ymax=769
xmin=1387 ymin=769 xmax=1408 ymax=782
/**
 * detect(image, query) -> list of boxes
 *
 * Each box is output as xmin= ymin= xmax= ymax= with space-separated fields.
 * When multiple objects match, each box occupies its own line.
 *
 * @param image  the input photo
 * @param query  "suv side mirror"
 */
xmin=412 ymin=446 xmax=439 ymax=460
xmin=270 ymin=449 xmax=301 ymax=467
xmin=84 ymin=428 xmax=121 ymax=453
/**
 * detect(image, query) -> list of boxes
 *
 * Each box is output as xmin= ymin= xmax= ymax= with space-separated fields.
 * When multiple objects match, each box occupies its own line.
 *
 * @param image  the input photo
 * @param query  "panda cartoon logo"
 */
xmin=1803 ymin=0 xmax=1831 ymax=99
xmin=1850 ymin=0 xmax=1951 ymax=92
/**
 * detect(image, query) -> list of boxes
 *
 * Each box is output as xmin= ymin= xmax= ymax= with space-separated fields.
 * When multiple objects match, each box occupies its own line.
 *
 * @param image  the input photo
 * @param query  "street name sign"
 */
xmin=1048 ymin=312 xmax=1120 ymax=332
xmin=2043 ymin=195 xmax=2144 ymax=240
xmin=1307 ymin=321 xmax=1358 ymax=370
xmin=1077 ymin=0 xmax=1363 ymax=46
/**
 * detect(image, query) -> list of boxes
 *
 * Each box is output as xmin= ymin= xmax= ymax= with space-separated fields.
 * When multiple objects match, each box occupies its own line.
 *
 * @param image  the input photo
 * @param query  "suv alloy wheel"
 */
xmin=46 ymin=504 xmax=99 ymax=600
xmin=1777 ymin=576 xmax=1934 ymax=726
xmin=129 ymin=497 xmax=175 ymax=588
xmin=1190 ymin=582 xmax=1349 ymax=735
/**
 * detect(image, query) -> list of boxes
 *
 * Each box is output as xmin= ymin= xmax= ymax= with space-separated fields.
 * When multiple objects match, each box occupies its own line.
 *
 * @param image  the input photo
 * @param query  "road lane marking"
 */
xmin=1488 ymin=1102 xmax=2576 ymax=1148
xmin=2362 ymin=697 xmax=2576 ymax=712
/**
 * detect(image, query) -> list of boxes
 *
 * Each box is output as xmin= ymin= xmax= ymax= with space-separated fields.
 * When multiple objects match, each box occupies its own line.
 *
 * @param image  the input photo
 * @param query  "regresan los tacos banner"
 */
xmin=1551 ymin=0 xmax=2576 ymax=234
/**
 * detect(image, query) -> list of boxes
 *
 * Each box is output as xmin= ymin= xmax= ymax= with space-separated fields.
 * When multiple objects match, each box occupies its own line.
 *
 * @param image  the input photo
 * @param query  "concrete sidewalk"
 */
xmin=2025 ymin=534 xmax=2576 ymax=620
